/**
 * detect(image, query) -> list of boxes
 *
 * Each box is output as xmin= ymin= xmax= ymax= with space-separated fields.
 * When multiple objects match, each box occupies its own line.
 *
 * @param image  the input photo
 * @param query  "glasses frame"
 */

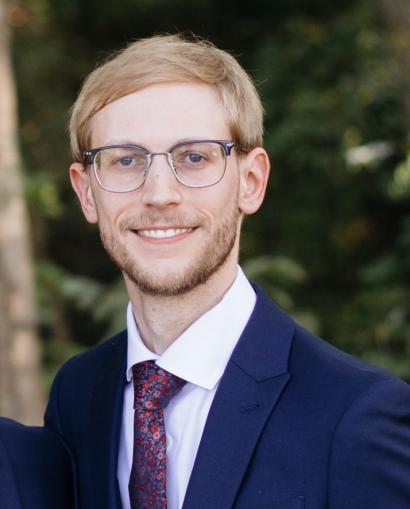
xmin=83 ymin=139 xmax=237 ymax=193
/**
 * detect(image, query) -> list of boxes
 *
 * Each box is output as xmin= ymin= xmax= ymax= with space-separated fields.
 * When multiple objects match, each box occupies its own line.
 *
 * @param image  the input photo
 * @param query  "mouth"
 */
xmin=134 ymin=227 xmax=195 ymax=239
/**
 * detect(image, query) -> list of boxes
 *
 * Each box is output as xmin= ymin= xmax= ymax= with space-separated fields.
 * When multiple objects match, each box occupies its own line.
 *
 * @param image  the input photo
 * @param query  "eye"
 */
xmin=172 ymin=142 xmax=220 ymax=171
xmin=110 ymin=151 xmax=146 ymax=170
xmin=186 ymin=152 xmax=205 ymax=163
xmin=118 ymin=156 xmax=135 ymax=167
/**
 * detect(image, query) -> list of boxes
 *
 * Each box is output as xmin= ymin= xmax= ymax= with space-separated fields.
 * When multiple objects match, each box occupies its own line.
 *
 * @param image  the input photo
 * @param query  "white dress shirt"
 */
xmin=117 ymin=267 xmax=256 ymax=509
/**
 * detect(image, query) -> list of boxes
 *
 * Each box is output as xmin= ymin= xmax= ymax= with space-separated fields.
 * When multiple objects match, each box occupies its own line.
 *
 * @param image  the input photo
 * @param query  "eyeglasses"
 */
xmin=83 ymin=139 xmax=237 ymax=193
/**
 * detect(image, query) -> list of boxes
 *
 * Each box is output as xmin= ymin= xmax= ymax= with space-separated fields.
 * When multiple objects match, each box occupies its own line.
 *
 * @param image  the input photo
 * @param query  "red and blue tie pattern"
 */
xmin=129 ymin=360 xmax=186 ymax=509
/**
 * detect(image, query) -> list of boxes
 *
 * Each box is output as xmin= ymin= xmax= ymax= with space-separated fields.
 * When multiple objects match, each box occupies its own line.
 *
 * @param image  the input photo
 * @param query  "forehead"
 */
xmin=89 ymin=82 xmax=231 ymax=149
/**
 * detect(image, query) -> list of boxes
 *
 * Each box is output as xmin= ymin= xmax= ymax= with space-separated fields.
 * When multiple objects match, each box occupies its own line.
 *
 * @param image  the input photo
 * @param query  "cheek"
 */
xmin=188 ymin=197 xmax=221 ymax=224
xmin=94 ymin=194 xmax=132 ymax=231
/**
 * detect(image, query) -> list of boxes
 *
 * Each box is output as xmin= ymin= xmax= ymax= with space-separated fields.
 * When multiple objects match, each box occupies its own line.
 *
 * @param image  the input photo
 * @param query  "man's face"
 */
xmin=73 ymin=82 xmax=248 ymax=296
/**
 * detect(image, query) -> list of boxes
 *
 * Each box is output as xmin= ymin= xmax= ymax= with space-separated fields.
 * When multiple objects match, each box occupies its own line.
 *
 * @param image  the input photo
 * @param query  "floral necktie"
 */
xmin=129 ymin=360 xmax=186 ymax=509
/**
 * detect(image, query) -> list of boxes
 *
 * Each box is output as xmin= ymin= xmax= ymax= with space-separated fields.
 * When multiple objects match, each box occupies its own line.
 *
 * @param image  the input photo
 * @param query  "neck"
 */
xmin=124 ymin=259 xmax=238 ymax=355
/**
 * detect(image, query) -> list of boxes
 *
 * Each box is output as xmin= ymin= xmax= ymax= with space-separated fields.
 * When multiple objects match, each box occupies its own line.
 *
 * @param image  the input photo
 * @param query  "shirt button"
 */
xmin=166 ymin=434 xmax=173 ymax=450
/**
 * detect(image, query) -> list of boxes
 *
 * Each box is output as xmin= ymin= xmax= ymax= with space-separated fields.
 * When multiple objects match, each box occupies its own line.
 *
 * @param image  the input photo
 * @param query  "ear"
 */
xmin=238 ymin=147 xmax=270 ymax=215
xmin=69 ymin=162 xmax=98 ymax=224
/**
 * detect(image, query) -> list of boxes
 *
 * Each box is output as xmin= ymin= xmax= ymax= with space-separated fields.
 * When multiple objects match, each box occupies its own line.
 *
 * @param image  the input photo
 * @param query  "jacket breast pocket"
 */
xmin=236 ymin=495 xmax=305 ymax=509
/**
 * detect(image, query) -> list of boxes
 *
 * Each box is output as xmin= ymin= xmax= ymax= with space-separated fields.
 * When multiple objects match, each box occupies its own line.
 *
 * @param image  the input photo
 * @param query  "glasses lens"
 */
xmin=171 ymin=142 xmax=226 ymax=187
xmin=94 ymin=147 xmax=147 ymax=192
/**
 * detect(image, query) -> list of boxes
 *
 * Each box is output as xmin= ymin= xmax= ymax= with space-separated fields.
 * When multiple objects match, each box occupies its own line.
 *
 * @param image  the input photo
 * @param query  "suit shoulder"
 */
xmin=0 ymin=417 xmax=60 ymax=448
xmin=0 ymin=418 xmax=72 ymax=469
xmin=290 ymin=321 xmax=409 ymax=396
xmin=253 ymin=285 xmax=405 ymax=388
xmin=0 ymin=417 xmax=36 ymax=444
xmin=55 ymin=329 xmax=127 ymax=378
xmin=46 ymin=329 xmax=127 ymax=430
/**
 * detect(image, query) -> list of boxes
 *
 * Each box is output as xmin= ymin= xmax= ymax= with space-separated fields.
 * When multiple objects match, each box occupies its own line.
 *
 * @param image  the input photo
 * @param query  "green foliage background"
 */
xmin=10 ymin=0 xmax=410 ymax=384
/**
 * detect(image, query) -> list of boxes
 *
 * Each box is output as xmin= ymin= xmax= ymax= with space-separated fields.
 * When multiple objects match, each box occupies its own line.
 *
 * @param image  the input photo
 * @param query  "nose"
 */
xmin=140 ymin=152 xmax=183 ymax=209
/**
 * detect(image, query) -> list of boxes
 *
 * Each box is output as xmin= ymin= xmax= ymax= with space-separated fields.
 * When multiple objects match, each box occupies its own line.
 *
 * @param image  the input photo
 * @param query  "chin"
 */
xmin=125 ymin=266 xmax=213 ymax=297
xmin=124 ymin=249 xmax=235 ymax=297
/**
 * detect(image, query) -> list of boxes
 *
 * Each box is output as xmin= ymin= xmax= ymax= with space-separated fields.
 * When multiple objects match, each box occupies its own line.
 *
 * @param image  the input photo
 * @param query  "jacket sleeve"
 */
xmin=0 ymin=433 xmax=22 ymax=509
xmin=328 ymin=377 xmax=410 ymax=508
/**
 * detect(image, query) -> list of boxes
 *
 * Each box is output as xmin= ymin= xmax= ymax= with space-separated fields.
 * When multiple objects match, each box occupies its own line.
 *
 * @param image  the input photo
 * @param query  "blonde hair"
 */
xmin=69 ymin=34 xmax=264 ymax=162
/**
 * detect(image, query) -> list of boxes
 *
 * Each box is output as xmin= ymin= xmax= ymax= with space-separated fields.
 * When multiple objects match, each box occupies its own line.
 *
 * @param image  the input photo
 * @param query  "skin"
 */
xmin=70 ymin=82 xmax=270 ymax=354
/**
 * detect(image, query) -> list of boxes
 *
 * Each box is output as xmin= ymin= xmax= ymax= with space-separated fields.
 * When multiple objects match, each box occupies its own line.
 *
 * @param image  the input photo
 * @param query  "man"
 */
xmin=0 ymin=417 xmax=75 ymax=508
xmin=45 ymin=34 xmax=410 ymax=509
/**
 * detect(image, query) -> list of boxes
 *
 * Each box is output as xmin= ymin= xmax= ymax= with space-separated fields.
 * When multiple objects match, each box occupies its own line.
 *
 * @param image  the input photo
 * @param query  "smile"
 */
xmin=137 ymin=228 xmax=194 ymax=239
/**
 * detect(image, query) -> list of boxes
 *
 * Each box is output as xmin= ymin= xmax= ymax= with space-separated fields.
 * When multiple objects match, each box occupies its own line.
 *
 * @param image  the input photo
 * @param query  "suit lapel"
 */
xmin=183 ymin=289 xmax=294 ymax=509
xmin=86 ymin=331 xmax=127 ymax=509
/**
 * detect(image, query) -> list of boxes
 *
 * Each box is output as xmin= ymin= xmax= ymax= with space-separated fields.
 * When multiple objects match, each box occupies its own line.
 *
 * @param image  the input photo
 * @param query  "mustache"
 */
xmin=120 ymin=212 xmax=202 ymax=230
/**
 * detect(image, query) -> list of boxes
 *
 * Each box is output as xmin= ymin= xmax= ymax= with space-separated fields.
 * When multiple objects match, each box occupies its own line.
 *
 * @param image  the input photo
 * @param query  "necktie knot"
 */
xmin=132 ymin=360 xmax=186 ymax=410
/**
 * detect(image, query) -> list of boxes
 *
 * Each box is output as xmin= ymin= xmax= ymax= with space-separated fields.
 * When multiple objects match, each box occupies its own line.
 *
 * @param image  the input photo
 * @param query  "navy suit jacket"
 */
xmin=45 ymin=287 xmax=410 ymax=509
xmin=0 ymin=417 xmax=75 ymax=509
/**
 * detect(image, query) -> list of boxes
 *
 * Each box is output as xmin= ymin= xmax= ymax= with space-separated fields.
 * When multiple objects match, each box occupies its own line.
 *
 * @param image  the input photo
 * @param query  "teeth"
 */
xmin=138 ymin=228 xmax=193 ymax=239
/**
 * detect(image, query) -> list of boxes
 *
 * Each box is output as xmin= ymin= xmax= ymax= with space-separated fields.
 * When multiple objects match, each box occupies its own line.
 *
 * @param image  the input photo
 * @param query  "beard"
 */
xmin=98 ymin=196 xmax=241 ymax=297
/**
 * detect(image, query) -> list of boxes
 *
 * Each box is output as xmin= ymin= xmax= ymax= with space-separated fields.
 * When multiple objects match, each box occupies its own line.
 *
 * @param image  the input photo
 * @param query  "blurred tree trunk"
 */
xmin=0 ymin=0 xmax=44 ymax=424
xmin=379 ymin=0 xmax=410 ymax=128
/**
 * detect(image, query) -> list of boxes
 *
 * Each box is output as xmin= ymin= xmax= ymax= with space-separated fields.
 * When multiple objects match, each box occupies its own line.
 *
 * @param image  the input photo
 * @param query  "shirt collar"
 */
xmin=125 ymin=266 xmax=256 ymax=390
